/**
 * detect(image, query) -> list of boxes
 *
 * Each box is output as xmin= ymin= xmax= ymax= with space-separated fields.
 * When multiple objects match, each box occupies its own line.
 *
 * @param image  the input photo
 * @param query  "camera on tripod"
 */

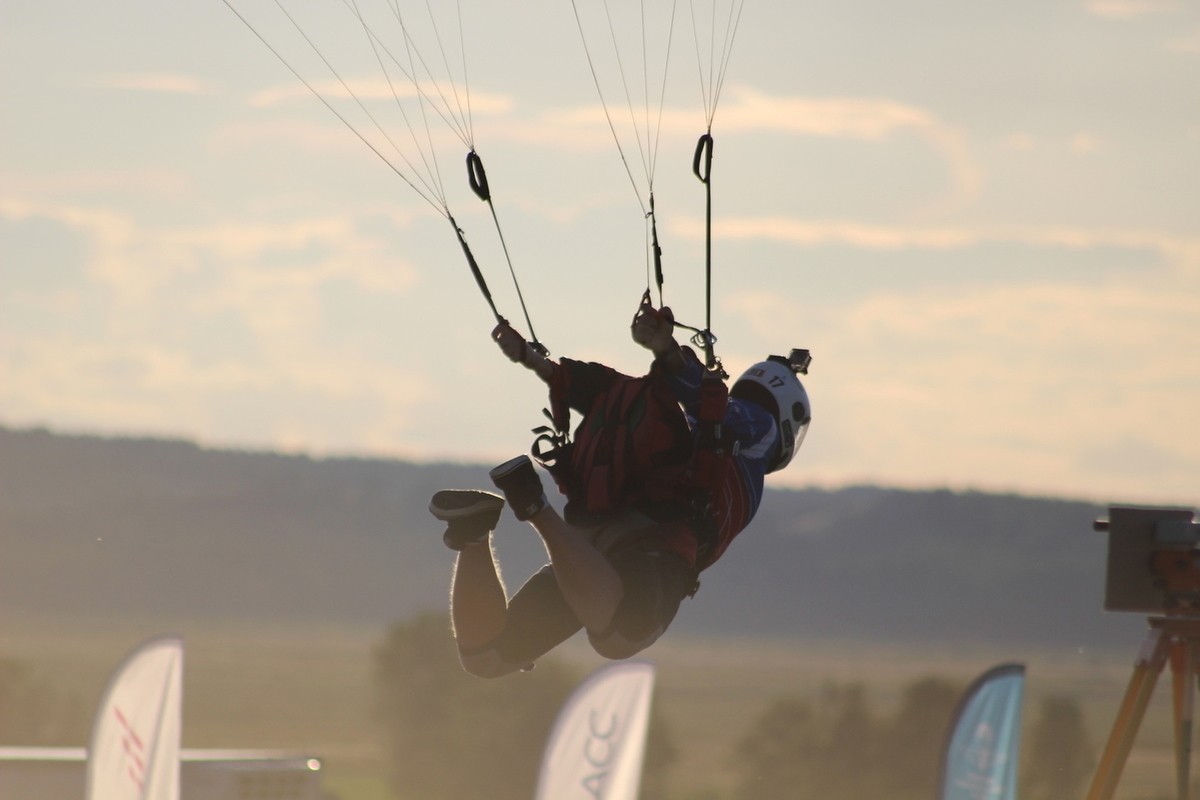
xmin=1096 ymin=505 xmax=1200 ymax=614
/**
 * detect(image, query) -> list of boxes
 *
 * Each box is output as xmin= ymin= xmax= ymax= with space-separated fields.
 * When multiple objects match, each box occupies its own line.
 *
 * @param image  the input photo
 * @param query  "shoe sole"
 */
xmin=489 ymin=455 xmax=532 ymax=481
xmin=429 ymin=490 xmax=504 ymax=521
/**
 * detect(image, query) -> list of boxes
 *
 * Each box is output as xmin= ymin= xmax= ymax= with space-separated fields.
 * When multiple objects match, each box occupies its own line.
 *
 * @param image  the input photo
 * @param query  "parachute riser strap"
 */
xmin=648 ymin=193 xmax=664 ymax=306
xmin=693 ymin=133 xmax=716 ymax=370
xmin=448 ymin=215 xmax=503 ymax=325
xmin=466 ymin=151 xmax=549 ymax=357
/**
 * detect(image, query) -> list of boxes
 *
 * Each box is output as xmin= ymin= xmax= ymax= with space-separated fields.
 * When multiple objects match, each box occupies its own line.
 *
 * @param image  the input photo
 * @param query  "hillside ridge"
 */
xmin=0 ymin=426 xmax=1146 ymax=648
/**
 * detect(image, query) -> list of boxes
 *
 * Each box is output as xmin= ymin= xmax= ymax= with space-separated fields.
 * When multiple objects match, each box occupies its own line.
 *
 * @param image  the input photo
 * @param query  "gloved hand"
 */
xmin=631 ymin=299 xmax=677 ymax=357
xmin=492 ymin=321 xmax=527 ymax=363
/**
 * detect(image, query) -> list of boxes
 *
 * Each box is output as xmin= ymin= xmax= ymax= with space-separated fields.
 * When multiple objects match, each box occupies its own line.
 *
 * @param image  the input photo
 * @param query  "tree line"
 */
xmin=373 ymin=613 xmax=1096 ymax=800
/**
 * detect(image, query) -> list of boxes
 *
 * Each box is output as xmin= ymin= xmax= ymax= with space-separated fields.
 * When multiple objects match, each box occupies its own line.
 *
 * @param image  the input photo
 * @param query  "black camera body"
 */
xmin=1097 ymin=505 xmax=1200 ymax=614
xmin=766 ymin=349 xmax=812 ymax=376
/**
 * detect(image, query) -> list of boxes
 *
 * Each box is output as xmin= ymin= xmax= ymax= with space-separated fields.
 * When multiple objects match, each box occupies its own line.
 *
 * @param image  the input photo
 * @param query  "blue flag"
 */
xmin=938 ymin=663 xmax=1026 ymax=800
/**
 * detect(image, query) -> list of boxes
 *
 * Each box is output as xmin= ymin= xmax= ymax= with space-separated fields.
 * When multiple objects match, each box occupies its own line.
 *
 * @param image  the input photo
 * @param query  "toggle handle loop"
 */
xmin=692 ymin=134 xmax=713 ymax=184
xmin=466 ymin=151 xmax=490 ymax=201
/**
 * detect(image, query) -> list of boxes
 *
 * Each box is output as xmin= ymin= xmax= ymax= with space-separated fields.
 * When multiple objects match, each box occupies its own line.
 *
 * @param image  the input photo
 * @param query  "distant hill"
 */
xmin=0 ymin=426 xmax=1147 ymax=648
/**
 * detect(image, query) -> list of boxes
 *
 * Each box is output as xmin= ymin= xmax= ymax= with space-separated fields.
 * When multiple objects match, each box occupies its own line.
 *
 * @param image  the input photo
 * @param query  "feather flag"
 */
xmin=86 ymin=635 xmax=183 ymax=800
xmin=536 ymin=662 xmax=656 ymax=800
xmin=939 ymin=662 xmax=1026 ymax=800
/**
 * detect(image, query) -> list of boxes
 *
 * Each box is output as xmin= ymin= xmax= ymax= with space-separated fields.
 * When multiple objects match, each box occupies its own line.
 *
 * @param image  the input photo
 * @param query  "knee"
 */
xmin=588 ymin=626 xmax=659 ymax=661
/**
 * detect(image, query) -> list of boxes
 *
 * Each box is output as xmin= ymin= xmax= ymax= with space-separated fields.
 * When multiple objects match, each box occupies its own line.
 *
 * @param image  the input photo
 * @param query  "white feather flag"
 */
xmin=86 ymin=635 xmax=183 ymax=800
xmin=536 ymin=662 xmax=656 ymax=800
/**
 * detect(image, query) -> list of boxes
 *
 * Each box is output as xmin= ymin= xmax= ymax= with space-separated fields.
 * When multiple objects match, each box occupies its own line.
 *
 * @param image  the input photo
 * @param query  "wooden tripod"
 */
xmin=1087 ymin=616 xmax=1200 ymax=800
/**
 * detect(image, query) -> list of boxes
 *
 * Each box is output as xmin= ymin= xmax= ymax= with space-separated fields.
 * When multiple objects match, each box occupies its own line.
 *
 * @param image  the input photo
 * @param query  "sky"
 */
xmin=1 ymin=0 xmax=1198 ymax=506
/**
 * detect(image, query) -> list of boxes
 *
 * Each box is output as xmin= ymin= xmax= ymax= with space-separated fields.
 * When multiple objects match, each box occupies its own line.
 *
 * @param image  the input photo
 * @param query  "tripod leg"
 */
xmin=1175 ymin=639 xmax=1197 ymax=800
xmin=1087 ymin=628 xmax=1171 ymax=800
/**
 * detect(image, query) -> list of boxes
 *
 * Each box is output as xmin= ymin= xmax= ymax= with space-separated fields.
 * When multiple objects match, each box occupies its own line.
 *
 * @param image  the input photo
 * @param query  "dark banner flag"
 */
xmin=938 ymin=663 xmax=1026 ymax=800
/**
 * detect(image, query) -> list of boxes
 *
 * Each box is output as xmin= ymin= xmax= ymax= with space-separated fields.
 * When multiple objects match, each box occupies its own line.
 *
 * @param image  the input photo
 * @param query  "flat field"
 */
xmin=0 ymin=616 xmax=1180 ymax=800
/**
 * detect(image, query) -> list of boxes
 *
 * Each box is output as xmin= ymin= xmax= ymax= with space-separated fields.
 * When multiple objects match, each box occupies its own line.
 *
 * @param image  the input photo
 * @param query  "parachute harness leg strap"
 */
xmin=466 ymin=150 xmax=548 ymax=356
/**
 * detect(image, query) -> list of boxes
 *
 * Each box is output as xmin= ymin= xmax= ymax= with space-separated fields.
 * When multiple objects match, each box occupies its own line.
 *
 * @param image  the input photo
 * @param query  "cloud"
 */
xmin=208 ymin=115 xmax=466 ymax=198
xmin=0 ymin=336 xmax=434 ymax=455
xmin=0 ymin=196 xmax=436 ymax=454
xmin=1004 ymin=132 xmax=1108 ymax=153
xmin=726 ymin=277 xmax=1200 ymax=503
xmin=1086 ymin=0 xmax=1178 ymax=19
xmin=1005 ymin=132 xmax=1038 ymax=150
xmin=708 ymin=87 xmax=981 ymax=199
xmin=671 ymin=216 xmax=1200 ymax=273
xmin=1069 ymin=132 xmax=1104 ymax=153
xmin=486 ymin=86 xmax=981 ymax=202
xmin=245 ymin=82 xmax=981 ymax=208
xmin=502 ymin=191 xmax=629 ymax=225
xmin=92 ymin=73 xmax=217 ymax=94
xmin=698 ymin=87 xmax=947 ymax=141
xmin=1079 ymin=437 xmax=1199 ymax=477
xmin=250 ymin=77 xmax=512 ymax=114
xmin=1 ymin=170 xmax=193 ymax=197
xmin=209 ymin=117 xmax=376 ymax=155
xmin=0 ymin=197 xmax=420 ymax=315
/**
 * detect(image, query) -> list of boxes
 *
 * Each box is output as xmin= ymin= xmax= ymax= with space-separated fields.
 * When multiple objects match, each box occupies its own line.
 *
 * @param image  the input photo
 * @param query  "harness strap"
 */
xmin=691 ymin=370 xmax=731 ymax=570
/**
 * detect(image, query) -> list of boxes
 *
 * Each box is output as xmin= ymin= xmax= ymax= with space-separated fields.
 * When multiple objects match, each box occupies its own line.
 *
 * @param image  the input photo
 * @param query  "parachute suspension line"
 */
xmin=339 ymin=0 xmax=472 ymax=147
xmin=380 ymin=2 xmax=540 ymax=345
xmin=226 ymin=1 xmax=531 ymax=341
xmin=569 ymin=0 xmax=647 ymax=216
xmin=466 ymin=151 xmax=548 ymax=356
xmin=600 ymin=0 xmax=652 ymax=188
xmin=416 ymin=0 xmax=474 ymax=146
xmin=221 ymin=0 xmax=448 ymax=218
xmin=641 ymin=1 xmax=650 ymax=179
xmin=395 ymin=4 xmax=451 ymax=203
xmin=647 ymin=2 xmax=676 ymax=308
xmin=689 ymin=0 xmax=745 ymax=129
xmin=706 ymin=0 xmax=717 ymax=121
xmin=572 ymin=0 xmax=677 ymax=310
xmin=280 ymin=0 xmax=460 ymax=209
xmin=366 ymin=0 xmax=539 ymax=351
xmin=648 ymin=1 xmax=679 ymax=187
xmin=271 ymin=0 xmax=447 ymax=205
xmin=709 ymin=0 xmax=744 ymax=123
xmin=454 ymin=0 xmax=474 ymax=146
xmin=346 ymin=0 xmax=448 ymax=204
xmin=399 ymin=0 xmax=542 ymax=353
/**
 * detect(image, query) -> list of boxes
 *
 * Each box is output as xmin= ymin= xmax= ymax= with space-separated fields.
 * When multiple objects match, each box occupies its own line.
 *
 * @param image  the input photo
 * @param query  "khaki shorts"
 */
xmin=459 ymin=512 xmax=696 ymax=678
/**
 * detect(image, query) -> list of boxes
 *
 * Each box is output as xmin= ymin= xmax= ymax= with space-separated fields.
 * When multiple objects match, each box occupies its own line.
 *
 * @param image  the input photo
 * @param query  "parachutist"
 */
xmin=430 ymin=296 xmax=812 ymax=678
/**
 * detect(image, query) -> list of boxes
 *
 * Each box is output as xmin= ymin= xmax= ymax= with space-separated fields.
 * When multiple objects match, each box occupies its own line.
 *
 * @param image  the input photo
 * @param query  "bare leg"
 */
xmin=527 ymin=506 xmax=624 ymax=633
xmin=449 ymin=539 xmax=509 ymax=650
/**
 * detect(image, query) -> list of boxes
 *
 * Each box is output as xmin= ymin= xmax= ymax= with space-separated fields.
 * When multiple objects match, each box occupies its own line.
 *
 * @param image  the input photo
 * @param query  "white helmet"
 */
xmin=730 ymin=356 xmax=811 ymax=473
